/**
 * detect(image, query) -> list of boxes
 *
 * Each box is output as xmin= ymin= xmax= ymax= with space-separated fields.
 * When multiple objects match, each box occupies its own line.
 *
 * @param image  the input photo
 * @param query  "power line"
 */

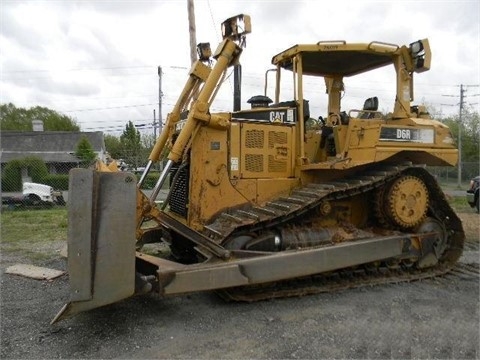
xmin=1 ymin=65 xmax=190 ymax=81
xmin=2 ymin=72 xmax=157 ymax=81
xmin=62 ymin=103 xmax=158 ymax=113
xmin=2 ymin=65 xmax=157 ymax=74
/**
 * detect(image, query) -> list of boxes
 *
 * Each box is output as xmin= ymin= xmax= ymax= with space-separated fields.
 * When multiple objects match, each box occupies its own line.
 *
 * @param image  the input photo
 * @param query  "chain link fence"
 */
xmin=427 ymin=162 xmax=480 ymax=187
xmin=1 ymin=155 xmax=478 ymax=209
xmin=0 ymin=156 xmax=163 ymax=209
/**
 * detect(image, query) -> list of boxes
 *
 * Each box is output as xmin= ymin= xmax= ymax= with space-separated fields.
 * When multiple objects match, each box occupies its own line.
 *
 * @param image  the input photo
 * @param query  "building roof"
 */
xmin=0 ymin=131 xmax=105 ymax=163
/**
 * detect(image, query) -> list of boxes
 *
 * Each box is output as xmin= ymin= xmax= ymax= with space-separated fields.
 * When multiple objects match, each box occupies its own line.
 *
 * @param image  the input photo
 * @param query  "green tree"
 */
xmin=442 ymin=109 xmax=480 ymax=163
xmin=75 ymin=136 xmax=97 ymax=167
xmin=0 ymin=103 xmax=80 ymax=131
xmin=141 ymin=133 xmax=156 ymax=160
xmin=461 ymin=109 xmax=480 ymax=162
xmin=440 ymin=109 xmax=480 ymax=181
xmin=120 ymin=121 xmax=142 ymax=169
xmin=104 ymin=134 xmax=122 ymax=160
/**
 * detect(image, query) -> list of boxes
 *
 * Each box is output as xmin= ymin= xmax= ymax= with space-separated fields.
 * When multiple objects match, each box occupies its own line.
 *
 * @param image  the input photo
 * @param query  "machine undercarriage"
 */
xmin=133 ymin=162 xmax=463 ymax=302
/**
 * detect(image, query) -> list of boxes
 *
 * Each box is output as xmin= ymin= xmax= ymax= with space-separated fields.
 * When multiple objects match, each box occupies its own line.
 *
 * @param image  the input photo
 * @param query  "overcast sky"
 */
xmin=1 ymin=0 xmax=479 ymax=135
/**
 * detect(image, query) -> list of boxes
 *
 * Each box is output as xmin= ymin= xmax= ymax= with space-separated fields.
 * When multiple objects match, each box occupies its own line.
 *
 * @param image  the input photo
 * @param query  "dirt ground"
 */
xmin=1 ymin=211 xmax=479 ymax=360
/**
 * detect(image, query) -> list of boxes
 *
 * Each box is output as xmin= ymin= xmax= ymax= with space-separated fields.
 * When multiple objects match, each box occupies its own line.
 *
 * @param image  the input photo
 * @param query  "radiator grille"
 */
xmin=169 ymin=164 xmax=189 ymax=218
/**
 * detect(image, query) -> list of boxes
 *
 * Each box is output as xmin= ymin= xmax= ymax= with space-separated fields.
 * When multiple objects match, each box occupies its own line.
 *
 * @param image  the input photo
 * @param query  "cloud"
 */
xmin=79 ymin=0 xmax=161 ymax=15
xmin=0 ymin=0 xmax=479 ymax=133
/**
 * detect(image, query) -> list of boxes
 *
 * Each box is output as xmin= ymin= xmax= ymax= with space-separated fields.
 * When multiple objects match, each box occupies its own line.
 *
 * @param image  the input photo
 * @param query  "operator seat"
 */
xmin=360 ymin=96 xmax=378 ymax=119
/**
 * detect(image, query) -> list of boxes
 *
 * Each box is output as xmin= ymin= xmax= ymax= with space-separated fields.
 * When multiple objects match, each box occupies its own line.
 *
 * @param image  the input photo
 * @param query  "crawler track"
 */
xmin=202 ymin=163 xmax=465 ymax=300
xmin=217 ymin=261 xmax=477 ymax=302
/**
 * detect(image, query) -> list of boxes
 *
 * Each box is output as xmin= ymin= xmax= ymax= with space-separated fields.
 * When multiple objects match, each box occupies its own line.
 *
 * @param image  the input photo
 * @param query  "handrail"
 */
xmin=368 ymin=41 xmax=399 ymax=52
xmin=317 ymin=40 xmax=346 ymax=45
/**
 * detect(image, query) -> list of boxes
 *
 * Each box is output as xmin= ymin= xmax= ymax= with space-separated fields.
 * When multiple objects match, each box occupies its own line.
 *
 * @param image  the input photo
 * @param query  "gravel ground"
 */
xmin=1 ymin=213 xmax=479 ymax=359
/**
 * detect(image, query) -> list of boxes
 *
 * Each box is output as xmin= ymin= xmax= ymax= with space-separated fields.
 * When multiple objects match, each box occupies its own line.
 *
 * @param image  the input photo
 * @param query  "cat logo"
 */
xmin=269 ymin=111 xmax=285 ymax=123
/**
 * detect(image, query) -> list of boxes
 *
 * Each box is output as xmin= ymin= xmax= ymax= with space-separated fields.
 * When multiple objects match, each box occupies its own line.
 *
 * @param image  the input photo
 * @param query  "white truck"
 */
xmin=2 ymin=182 xmax=65 ymax=207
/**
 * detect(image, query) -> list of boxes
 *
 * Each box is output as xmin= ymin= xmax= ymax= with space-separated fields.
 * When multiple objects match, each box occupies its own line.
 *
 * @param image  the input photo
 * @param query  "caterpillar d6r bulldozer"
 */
xmin=53 ymin=14 xmax=464 ymax=323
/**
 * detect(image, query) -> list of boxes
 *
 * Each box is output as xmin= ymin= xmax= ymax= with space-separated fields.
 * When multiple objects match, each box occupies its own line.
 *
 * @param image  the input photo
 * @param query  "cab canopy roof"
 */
xmin=271 ymin=41 xmax=401 ymax=77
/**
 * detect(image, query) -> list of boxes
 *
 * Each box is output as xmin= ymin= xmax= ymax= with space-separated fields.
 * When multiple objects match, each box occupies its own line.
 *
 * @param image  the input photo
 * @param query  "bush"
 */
xmin=42 ymin=174 xmax=69 ymax=190
xmin=138 ymin=173 xmax=160 ymax=190
xmin=1 ymin=157 xmax=50 ymax=191
xmin=23 ymin=157 xmax=49 ymax=182
xmin=1 ymin=160 xmax=23 ymax=191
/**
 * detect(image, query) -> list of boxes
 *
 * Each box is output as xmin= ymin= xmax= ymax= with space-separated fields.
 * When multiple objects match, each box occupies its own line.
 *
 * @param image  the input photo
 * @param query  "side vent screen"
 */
xmin=245 ymin=154 xmax=264 ymax=172
xmin=240 ymin=124 xmax=292 ymax=178
xmin=245 ymin=130 xmax=264 ymax=148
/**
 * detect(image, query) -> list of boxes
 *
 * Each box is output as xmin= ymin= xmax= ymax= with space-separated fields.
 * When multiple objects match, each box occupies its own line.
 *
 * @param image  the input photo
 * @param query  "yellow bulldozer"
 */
xmin=53 ymin=14 xmax=464 ymax=323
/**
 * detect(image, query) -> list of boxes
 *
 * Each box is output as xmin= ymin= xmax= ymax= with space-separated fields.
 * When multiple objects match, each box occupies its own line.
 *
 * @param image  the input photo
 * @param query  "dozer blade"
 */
xmin=52 ymin=169 xmax=137 ymax=324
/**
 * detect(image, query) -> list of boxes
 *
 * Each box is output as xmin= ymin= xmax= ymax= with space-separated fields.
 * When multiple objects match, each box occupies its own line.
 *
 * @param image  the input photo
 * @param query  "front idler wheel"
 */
xmin=415 ymin=217 xmax=448 ymax=269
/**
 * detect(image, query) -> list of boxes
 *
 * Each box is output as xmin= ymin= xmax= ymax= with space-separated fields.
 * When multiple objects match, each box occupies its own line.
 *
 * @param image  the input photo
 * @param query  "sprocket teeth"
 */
xmin=385 ymin=175 xmax=429 ymax=229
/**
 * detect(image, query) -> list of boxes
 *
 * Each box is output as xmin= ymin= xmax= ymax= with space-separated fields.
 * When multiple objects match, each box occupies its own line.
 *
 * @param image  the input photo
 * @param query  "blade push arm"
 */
xmin=136 ymin=15 xmax=251 ymax=236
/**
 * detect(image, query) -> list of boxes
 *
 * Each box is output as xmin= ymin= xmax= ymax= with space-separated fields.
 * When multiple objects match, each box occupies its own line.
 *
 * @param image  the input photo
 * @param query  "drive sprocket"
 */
xmin=383 ymin=175 xmax=429 ymax=229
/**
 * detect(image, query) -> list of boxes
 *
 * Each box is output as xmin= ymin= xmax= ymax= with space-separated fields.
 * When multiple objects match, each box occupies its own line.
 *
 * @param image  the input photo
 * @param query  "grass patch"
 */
xmin=1 ymin=208 xmax=67 ymax=243
xmin=1 ymin=207 xmax=67 ymax=262
xmin=439 ymin=181 xmax=470 ymax=190
xmin=447 ymin=196 xmax=473 ymax=213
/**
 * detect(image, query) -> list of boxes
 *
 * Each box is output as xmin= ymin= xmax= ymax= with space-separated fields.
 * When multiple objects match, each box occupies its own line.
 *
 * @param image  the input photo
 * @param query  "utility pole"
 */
xmin=187 ymin=0 xmax=197 ymax=65
xmin=457 ymin=84 xmax=465 ymax=188
xmin=153 ymin=109 xmax=157 ymax=139
xmin=158 ymin=66 xmax=163 ymax=136
xmin=442 ymin=84 xmax=479 ymax=187
xmin=157 ymin=66 xmax=164 ymax=171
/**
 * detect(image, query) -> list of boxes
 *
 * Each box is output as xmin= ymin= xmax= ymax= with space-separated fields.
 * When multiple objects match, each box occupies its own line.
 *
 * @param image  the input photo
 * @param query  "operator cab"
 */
xmin=257 ymin=39 xmax=432 ymax=167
